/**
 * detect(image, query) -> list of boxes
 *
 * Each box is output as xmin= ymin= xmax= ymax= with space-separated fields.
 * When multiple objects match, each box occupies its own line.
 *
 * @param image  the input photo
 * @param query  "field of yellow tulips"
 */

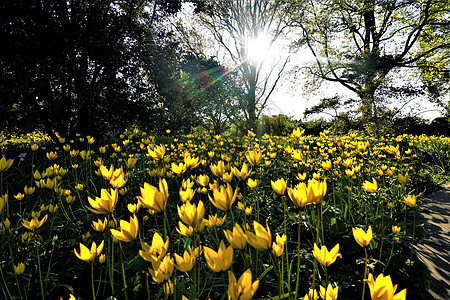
xmin=0 ymin=129 xmax=449 ymax=299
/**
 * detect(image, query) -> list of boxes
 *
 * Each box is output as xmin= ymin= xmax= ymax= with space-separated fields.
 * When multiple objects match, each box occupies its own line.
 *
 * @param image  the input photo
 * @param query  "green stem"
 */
xmin=91 ymin=262 xmax=96 ymax=300
xmin=118 ymin=242 xmax=128 ymax=300
xmin=294 ymin=210 xmax=302 ymax=300
xmin=362 ymin=247 xmax=368 ymax=300
xmin=36 ymin=243 xmax=45 ymax=300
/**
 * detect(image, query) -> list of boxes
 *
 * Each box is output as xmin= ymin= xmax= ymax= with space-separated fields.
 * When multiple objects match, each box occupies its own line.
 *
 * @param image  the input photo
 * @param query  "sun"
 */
xmin=246 ymin=34 xmax=273 ymax=64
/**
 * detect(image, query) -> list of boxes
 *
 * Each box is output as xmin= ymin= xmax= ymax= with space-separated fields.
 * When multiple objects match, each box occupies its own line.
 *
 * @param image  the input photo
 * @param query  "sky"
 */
xmin=179 ymin=3 xmax=445 ymax=123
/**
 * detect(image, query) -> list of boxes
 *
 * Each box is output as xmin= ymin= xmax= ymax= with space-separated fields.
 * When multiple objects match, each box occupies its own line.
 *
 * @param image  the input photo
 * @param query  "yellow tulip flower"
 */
xmin=184 ymin=155 xmax=200 ymax=169
xmin=227 ymin=269 xmax=260 ymax=300
xmin=88 ymin=188 xmax=118 ymax=214
xmin=139 ymin=232 xmax=169 ymax=263
xmin=174 ymin=249 xmax=197 ymax=272
xmin=304 ymin=289 xmax=318 ymax=300
xmin=148 ymin=255 xmax=174 ymax=284
xmin=110 ymin=171 xmax=127 ymax=189
xmin=319 ymin=283 xmax=338 ymax=300
xmin=271 ymin=178 xmax=287 ymax=195
xmin=176 ymin=221 xmax=194 ymax=237
xmin=246 ymin=220 xmax=272 ymax=251
xmin=210 ymin=160 xmax=226 ymax=177
xmin=138 ymin=179 xmax=169 ymax=212
xmin=204 ymin=240 xmax=233 ymax=272
xmin=397 ymin=173 xmax=409 ymax=185
xmin=147 ymin=144 xmax=166 ymax=160
xmin=92 ymin=218 xmax=108 ymax=232
xmin=24 ymin=186 xmax=35 ymax=195
xmin=110 ymin=214 xmax=139 ymax=242
xmin=308 ymin=179 xmax=327 ymax=204
xmin=288 ymin=183 xmax=313 ymax=208
xmin=232 ymin=163 xmax=251 ymax=181
xmin=313 ymin=243 xmax=342 ymax=267
xmin=14 ymin=193 xmax=24 ymax=200
xmin=246 ymin=178 xmax=259 ymax=189
xmin=224 ymin=223 xmax=247 ymax=250
xmin=352 ymin=226 xmax=373 ymax=247
xmin=209 ymin=183 xmax=238 ymax=212
xmin=363 ymin=178 xmax=378 ymax=193
xmin=171 ymin=162 xmax=187 ymax=175
xmin=321 ymin=160 xmax=332 ymax=171
xmin=125 ymin=157 xmax=138 ymax=169
xmin=404 ymin=195 xmax=416 ymax=207
xmin=74 ymin=240 xmax=104 ymax=262
xmin=22 ymin=215 xmax=48 ymax=230
xmin=177 ymin=200 xmax=205 ymax=230
xmin=14 ymin=262 xmax=25 ymax=275
xmin=392 ymin=225 xmax=401 ymax=235
xmin=365 ymin=273 xmax=407 ymax=300
xmin=46 ymin=151 xmax=58 ymax=160
xmin=196 ymin=174 xmax=210 ymax=187
xmin=272 ymin=233 xmax=287 ymax=257
xmin=204 ymin=214 xmax=226 ymax=228
xmin=245 ymin=149 xmax=262 ymax=166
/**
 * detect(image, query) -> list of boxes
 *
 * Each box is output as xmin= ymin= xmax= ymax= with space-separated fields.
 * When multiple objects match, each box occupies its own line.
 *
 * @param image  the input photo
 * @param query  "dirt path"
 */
xmin=414 ymin=182 xmax=450 ymax=300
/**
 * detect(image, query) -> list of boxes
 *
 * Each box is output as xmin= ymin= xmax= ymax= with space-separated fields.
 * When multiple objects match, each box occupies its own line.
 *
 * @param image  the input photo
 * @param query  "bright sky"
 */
xmin=180 ymin=3 xmax=445 ymax=123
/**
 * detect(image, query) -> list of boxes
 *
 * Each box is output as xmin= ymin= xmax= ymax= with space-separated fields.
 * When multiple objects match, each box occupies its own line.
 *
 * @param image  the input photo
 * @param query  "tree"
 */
xmin=196 ymin=0 xmax=291 ymax=132
xmin=0 ymin=0 xmax=155 ymax=138
xmin=289 ymin=0 xmax=450 ymax=122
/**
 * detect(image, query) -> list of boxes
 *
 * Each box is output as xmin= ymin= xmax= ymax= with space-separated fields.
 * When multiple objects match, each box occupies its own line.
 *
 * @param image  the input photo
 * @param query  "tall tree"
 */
xmin=290 ymin=0 xmax=450 ymax=121
xmin=197 ymin=0 xmax=291 ymax=132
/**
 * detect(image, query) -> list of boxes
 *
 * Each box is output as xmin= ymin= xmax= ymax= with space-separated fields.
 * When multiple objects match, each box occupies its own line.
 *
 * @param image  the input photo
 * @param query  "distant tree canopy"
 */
xmin=289 ymin=0 xmax=450 ymax=122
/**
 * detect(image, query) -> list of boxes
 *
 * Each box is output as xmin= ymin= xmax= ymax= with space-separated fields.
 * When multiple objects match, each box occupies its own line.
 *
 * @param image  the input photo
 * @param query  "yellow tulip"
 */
xmin=74 ymin=240 xmax=104 ymax=262
xmin=204 ymin=240 xmax=233 ymax=272
xmin=14 ymin=262 xmax=25 ymax=275
xmin=404 ymin=195 xmax=416 ymax=207
xmin=392 ymin=225 xmax=401 ymax=235
xmin=228 ymin=269 xmax=260 ymax=300
xmin=24 ymin=186 xmax=35 ymax=195
xmin=110 ymin=171 xmax=127 ymax=189
xmin=14 ymin=193 xmax=25 ymax=200
xmin=46 ymin=151 xmax=58 ymax=160
xmin=87 ymin=188 xmax=118 ymax=214
xmin=288 ymin=183 xmax=313 ymax=208
xmin=224 ymin=223 xmax=248 ymax=250
xmin=176 ymin=221 xmax=194 ymax=237
xmin=22 ymin=215 xmax=48 ymax=230
xmin=31 ymin=144 xmax=39 ymax=151
xmin=319 ymin=283 xmax=338 ymax=300
xmin=365 ymin=273 xmax=407 ymax=300
xmin=125 ymin=157 xmax=138 ymax=169
xmin=304 ymin=289 xmax=318 ymax=300
xmin=148 ymin=255 xmax=174 ymax=283
xmin=313 ymin=243 xmax=342 ymax=267
xmin=272 ymin=233 xmax=287 ymax=257
xmin=352 ymin=226 xmax=373 ymax=247
xmin=184 ymin=155 xmax=200 ymax=169
xmin=245 ymin=149 xmax=262 ymax=166
xmin=209 ymin=183 xmax=238 ymax=212
xmin=397 ymin=173 xmax=409 ymax=185
xmin=138 ymin=179 xmax=169 ymax=212
xmin=204 ymin=214 xmax=227 ymax=228
xmin=321 ymin=160 xmax=332 ymax=171
xmin=174 ymin=248 xmax=197 ymax=272
xmin=147 ymin=144 xmax=166 ymax=160
xmin=196 ymin=174 xmax=210 ymax=187
xmin=110 ymin=214 xmax=139 ymax=242
xmin=171 ymin=162 xmax=187 ymax=174
xmin=210 ymin=161 xmax=226 ymax=177
xmin=232 ymin=163 xmax=251 ymax=181
xmin=271 ymin=178 xmax=287 ymax=195
xmin=308 ymin=179 xmax=327 ymax=204
xmin=246 ymin=220 xmax=272 ymax=251
xmin=177 ymin=200 xmax=205 ymax=230
xmin=92 ymin=218 xmax=108 ymax=232
xmin=246 ymin=178 xmax=258 ymax=189
xmin=363 ymin=178 xmax=378 ymax=193
xmin=139 ymin=232 xmax=169 ymax=263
